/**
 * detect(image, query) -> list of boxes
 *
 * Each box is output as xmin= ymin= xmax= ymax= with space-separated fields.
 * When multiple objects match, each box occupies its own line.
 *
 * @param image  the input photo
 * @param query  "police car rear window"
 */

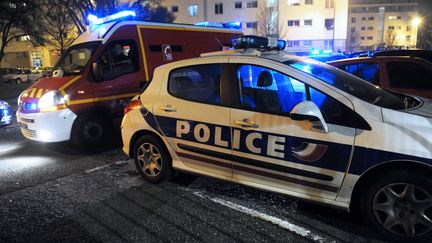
xmin=168 ymin=64 xmax=221 ymax=105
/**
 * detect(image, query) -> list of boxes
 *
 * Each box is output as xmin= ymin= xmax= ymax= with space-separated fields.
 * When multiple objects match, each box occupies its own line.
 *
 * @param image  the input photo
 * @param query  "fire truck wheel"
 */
xmin=71 ymin=114 xmax=112 ymax=149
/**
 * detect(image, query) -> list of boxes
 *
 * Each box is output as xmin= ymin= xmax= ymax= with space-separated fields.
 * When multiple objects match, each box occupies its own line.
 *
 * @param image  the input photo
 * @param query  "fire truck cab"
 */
xmin=16 ymin=12 xmax=242 ymax=148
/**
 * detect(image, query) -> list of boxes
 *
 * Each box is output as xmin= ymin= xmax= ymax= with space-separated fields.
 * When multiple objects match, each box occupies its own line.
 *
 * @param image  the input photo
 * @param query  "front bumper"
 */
xmin=16 ymin=108 xmax=77 ymax=142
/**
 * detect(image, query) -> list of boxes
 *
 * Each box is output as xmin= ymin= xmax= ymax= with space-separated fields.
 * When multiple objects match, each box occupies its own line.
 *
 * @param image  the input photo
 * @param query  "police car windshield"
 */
xmin=285 ymin=59 xmax=408 ymax=110
xmin=54 ymin=42 xmax=100 ymax=76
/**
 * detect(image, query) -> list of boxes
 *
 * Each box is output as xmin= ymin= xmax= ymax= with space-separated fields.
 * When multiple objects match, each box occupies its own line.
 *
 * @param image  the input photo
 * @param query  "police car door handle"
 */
xmin=160 ymin=105 xmax=177 ymax=112
xmin=234 ymin=119 xmax=259 ymax=128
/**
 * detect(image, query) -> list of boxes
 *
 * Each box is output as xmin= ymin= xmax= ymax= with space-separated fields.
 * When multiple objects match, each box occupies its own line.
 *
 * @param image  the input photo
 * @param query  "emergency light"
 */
xmin=195 ymin=21 xmax=242 ymax=29
xmin=232 ymin=35 xmax=287 ymax=50
xmin=87 ymin=10 xmax=136 ymax=25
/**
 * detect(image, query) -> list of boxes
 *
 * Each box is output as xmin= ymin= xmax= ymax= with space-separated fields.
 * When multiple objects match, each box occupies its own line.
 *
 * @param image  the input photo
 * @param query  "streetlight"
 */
xmin=411 ymin=16 xmax=422 ymax=48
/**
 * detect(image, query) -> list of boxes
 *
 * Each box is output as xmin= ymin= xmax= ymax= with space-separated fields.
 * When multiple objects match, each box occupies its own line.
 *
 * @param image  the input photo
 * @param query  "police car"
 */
xmin=121 ymin=36 xmax=432 ymax=241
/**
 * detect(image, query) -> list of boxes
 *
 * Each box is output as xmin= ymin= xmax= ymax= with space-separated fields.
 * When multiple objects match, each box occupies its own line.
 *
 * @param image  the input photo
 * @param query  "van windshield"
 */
xmin=54 ymin=42 xmax=100 ymax=76
xmin=285 ymin=59 xmax=418 ymax=110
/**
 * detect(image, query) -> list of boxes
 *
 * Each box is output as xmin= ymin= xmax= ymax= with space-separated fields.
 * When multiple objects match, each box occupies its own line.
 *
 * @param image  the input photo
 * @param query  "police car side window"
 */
xmin=310 ymin=87 xmax=369 ymax=129
xmin=237 ymin=65 xmax=307 ymax=114
xmin=97 ymin=40 xmax=139 ymax=81
xmin=168 ymin=64 xmax=221 ymax=105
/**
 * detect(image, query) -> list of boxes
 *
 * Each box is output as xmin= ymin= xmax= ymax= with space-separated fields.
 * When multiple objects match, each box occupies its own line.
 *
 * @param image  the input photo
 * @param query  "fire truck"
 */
xmin=16 ymin=11 xmax=242 ymax=148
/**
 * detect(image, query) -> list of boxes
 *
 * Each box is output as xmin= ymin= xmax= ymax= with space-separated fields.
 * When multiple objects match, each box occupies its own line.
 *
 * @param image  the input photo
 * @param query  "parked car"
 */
xmin=3 ymin=68 xmax=42 ymax=84
xmin=373 ymin=49 xmax=432 ymax=63
xmin=328 ymin=56 xmax=432 ymax=99
xmin=122 ymin=36 xmax=432 ymax=242
xmin=0 ymin=68 xmax=16 ymax=83
xmin=0 ymin=99 xmax=12 ymax=126
xmin=40 ymin=67 xmax=53 ymax=77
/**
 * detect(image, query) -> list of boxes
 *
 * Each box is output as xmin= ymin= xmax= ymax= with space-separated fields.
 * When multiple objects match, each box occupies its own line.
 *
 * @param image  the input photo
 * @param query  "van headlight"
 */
xmin=38 ymin=91 xmax=67 ymax=112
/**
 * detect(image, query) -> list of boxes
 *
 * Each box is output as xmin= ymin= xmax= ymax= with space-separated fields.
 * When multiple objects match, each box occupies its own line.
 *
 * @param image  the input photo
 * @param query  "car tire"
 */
xmin=360 ymin=170 xmax=432 ymax=242
xmin=15 ymin=78 xmax=22 ymax=84
xmin=71 ymin=113 xmax=113 ymax=150
xmin=133 ymin=135 xmax=172 ymax=183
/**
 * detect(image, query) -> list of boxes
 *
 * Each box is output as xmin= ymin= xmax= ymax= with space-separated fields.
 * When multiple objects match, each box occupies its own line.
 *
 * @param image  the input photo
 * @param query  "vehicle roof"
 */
xmin=327 ymin=56 xmax=430 ymax=64
xmin=199 ymin=49 xmax=303 ymax=62
xmin=72 ymin=20 xmax=243 ymax=46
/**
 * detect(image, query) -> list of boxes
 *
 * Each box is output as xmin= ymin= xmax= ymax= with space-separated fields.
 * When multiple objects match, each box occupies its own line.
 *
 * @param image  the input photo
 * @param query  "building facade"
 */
xmin=161 ymin=0 xmax=271 ymax=35
xmin=347 ymin=0 xmax=419 ymax=51
xmin=278 ymin=0 xmax=348 ymax=52
xmin=162 ymin=0 xmax=348 ymax=52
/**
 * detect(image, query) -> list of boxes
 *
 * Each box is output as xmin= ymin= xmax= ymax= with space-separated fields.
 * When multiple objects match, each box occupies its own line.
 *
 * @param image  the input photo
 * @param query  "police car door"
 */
xmin=229 ymin=59 xmax=356 ymax=200
xmin=153 ymin=59 xmax=233 ymax=178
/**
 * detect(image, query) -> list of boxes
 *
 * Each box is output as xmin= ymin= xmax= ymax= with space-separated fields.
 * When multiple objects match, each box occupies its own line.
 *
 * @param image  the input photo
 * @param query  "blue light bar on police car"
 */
xmin=232 ymin=35 xmax=286 ymax=50
xmin=88 ymin=10 xmax=136 ymax=25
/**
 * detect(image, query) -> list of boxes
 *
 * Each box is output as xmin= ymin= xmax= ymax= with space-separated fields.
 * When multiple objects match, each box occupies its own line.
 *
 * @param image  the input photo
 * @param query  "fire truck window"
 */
xmin=99 ymin=40 xmax=138 ymax=81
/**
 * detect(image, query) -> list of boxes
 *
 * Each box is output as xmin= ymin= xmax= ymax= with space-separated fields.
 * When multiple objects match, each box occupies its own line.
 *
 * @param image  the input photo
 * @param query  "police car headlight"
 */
xmin=38 ymin=91 xmax=66 ymax=112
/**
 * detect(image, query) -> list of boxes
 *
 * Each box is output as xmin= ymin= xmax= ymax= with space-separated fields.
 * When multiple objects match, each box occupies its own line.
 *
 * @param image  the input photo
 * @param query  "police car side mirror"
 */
xmin=290 ymin=101 xmax=329 ymax=133
xmin=92 ymin=62 xmax=103 ymax=82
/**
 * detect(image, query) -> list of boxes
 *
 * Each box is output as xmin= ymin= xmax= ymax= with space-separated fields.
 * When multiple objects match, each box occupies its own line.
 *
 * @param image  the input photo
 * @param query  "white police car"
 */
xmin=121 ymin=36 xmax=432 ymax=241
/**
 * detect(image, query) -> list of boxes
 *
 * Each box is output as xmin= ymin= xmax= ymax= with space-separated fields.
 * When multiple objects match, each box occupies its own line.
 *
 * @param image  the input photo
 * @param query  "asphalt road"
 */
xmin=0 ymin=108 xmax=386 ymax=242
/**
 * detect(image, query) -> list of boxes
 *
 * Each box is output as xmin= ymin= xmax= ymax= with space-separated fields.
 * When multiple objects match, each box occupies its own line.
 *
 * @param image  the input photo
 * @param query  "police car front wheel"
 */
xmin=133 ymin=135 xmax=172 ymax=183
xmin=361 ymin=171 xmax=432 ymax=241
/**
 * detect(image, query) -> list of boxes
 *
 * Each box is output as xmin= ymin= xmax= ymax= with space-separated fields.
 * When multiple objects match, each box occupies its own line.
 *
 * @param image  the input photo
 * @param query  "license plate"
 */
xmin=18 ymin=122 xmax=28 ymax=129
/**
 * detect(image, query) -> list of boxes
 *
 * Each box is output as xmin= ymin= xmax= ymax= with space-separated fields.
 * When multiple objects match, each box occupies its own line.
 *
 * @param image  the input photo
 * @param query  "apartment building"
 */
xmin=163 ymin=0 xmax=348 ymax=52
xmin=161 ymin=0 xmax=272 ymax=35
xmin=347 ymin=0 xmax=419 ymax=51
xmin=278 ymin=0 xmax=348 ymax=52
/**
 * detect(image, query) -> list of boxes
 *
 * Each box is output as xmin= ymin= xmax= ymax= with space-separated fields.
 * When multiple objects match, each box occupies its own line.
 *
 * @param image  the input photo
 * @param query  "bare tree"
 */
xmin=256 ymin=4 xmax=278 ymax=37
xmin=385 ymin=28 xmax=397 ymax=47
xmin=0 ymin=0 xmax=45 ymax=64
xmin=41 ymin=0 xmax=76 ymax=55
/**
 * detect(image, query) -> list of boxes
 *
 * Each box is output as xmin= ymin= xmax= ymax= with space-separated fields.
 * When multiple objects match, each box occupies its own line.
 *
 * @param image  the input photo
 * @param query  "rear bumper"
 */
xmin=16 ymin=108 xmax=77 ymax=142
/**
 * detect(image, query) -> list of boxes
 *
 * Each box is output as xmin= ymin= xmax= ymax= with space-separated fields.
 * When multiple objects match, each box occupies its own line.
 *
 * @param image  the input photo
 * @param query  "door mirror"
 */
xmin=92 ymin=62 xmax=103 ymax=82
xmin=290 ymin=101 xmax=328 ymax=133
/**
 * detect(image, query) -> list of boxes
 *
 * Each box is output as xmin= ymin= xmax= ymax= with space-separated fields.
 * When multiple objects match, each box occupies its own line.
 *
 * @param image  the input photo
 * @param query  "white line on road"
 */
xmin=193 ymin=191 xmax=327 ymax=243
xmin=85 ymin=164 xmax=112 ymax=173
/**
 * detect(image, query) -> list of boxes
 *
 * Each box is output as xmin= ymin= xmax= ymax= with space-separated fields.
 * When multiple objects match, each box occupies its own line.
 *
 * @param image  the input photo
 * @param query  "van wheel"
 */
xmin=133 ymin=135 xmax=172 ymax=183
xmin=71 ymin=114 xmax=112 ymax=149
xmin=15 ymin=78 xmax=22 ymax=84
xmin=361 ymin=171 xmax=432 ymax=242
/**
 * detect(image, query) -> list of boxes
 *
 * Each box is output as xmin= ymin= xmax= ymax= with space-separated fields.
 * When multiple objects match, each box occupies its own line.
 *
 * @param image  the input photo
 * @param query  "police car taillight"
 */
xmin=232 ymin=35 xmax=286 ymax=50
xmin=124 ymin=100 xmax=142 ymax=115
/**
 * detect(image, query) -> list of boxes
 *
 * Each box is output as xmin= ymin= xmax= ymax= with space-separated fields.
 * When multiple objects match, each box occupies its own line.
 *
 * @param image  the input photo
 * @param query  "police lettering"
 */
xmin=175 ymin=120 xmax=286 ymax=157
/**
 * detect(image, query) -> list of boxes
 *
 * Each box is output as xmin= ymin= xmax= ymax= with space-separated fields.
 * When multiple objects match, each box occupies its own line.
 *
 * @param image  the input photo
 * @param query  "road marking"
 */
xmin=85 ymin=164 xmax=112 ymax=173
xmin=193 ymin=191 xmax=327 ymax=243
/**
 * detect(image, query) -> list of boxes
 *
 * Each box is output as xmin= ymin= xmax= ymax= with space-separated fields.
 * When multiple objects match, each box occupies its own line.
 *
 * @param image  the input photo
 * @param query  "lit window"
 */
xmin=389 ymin=16 xmax=397 ymax=20
xmin=188 ymin=4 xmax=198 ymax=16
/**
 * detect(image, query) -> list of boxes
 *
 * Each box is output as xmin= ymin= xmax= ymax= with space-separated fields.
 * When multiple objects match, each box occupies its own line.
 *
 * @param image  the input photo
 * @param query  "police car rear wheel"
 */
xmin=133 ymin=135 xmax=172 ymax=183
xmin=361 ymin=171 xmax=432 ymax=241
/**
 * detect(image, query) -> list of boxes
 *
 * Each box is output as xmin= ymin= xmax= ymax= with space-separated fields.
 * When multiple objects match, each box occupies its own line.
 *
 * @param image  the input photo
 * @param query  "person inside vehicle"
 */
xmin=112 ymin=44 xmax=131 ymax=66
